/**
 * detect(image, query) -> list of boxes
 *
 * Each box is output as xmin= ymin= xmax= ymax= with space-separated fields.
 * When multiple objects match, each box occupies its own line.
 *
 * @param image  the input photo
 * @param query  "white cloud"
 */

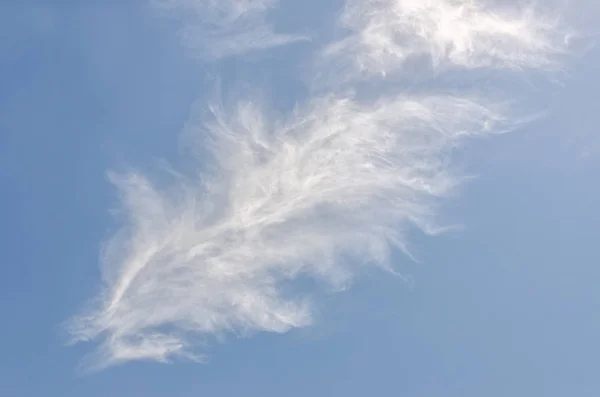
xmin=152 ymin=0 xmax=306 ymax=59
xmin=69 ymin=0 xmax=572 ymax=369
xmin=323 ymin=0 xmax=571 ymax=81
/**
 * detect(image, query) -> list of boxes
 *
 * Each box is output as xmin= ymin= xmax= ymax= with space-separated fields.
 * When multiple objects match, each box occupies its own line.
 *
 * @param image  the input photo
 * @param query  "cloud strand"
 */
xmin=152 ymin=0 xmax=306 ymax=59
xmin=69 ymin=0 xmax=571 ymax=369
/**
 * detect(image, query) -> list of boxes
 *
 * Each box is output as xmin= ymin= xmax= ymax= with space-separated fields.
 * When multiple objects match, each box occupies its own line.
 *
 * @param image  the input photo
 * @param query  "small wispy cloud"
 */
xmin=69 ymin=0 xmax=572 ymax=370
xmin=152 ymin=0 xmax=306 ymax=59
xmin=322 ymin=0 xmax=571 ymax=82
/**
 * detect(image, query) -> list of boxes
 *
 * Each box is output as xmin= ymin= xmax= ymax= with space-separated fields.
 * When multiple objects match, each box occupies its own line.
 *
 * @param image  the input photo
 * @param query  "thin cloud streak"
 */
xmin=152 ymin=0 xmax=306 ymax=59
xmin=69 ymin=0 xmax=572 ymax=369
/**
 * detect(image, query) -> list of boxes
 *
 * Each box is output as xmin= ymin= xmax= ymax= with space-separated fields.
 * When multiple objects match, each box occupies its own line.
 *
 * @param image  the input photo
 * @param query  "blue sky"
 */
xmin=1 ymin=1 xmax=600 ymax=396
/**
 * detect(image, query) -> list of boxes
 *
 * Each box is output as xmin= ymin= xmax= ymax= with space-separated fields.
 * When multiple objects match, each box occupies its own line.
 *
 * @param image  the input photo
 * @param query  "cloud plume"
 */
xmin=69 ymin=0 xmax=571 ymax=369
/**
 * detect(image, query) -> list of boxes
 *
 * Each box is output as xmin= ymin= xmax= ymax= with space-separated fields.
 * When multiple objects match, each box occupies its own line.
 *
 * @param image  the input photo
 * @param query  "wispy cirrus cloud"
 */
xmin=320 ymin=0 xmax=572 ymax=85
xmin=69 ymin=0 xmax=572 ymax=369
xmin=152 ymin=0 xmax=306 ymax=59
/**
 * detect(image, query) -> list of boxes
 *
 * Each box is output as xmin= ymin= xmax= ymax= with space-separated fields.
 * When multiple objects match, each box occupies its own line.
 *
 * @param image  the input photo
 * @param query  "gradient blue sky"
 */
xmin=1 ymin=1 xmax=600 ymax=396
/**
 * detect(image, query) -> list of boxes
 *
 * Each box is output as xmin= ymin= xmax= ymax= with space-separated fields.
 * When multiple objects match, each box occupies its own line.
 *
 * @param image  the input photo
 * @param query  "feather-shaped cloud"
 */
xmin=69 ymin=0 xmax=572 ymax=369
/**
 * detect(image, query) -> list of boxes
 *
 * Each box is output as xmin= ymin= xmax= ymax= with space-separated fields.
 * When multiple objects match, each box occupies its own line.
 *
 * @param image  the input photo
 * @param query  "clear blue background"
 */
xmin=1 ymin=2 xmax=599 ymax=396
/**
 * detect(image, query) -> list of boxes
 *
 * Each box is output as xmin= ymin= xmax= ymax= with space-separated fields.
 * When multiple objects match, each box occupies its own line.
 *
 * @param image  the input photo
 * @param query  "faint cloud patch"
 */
xmin=151 ymin=0 xmax=307 ymax=59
